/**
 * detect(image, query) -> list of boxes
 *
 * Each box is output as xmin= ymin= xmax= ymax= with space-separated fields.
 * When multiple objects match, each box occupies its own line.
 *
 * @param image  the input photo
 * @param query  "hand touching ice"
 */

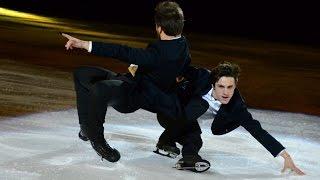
xmin=280 ymin=151 xmax=305 ymax=175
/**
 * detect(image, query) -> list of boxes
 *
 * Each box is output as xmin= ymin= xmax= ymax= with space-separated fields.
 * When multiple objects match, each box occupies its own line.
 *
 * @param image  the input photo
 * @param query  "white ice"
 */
xmin=0 ymin=108 xmax=319 ymax=180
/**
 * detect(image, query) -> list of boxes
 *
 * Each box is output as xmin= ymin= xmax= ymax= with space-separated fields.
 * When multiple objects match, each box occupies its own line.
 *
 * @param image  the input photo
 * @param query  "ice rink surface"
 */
xmin=0 ymin=108 xmax=319 ymax=180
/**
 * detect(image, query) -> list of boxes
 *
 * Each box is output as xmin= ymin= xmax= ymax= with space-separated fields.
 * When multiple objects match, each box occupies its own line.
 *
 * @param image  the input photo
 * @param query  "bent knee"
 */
xmin=91 ymin=80 xmax=123 ymax=97
xmin=73 ymin=66 xmax=91 ymax=80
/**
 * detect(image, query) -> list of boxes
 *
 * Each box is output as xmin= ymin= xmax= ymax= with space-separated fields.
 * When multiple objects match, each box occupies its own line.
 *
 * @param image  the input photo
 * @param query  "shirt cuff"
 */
xmin=88 ymin=41 xmax=92 ymax=53
xmin=276 ymin=149 xmax=286 ymax=157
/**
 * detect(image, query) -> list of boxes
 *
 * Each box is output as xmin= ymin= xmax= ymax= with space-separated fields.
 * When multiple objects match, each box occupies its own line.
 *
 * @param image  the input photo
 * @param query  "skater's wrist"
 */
xmin=275 ymin=149 xmax=286 ymax=158
xmin=280 ymin=150 xmax=290 ymax=159
xmin=82 ymin=41 xmax=91 ymax=52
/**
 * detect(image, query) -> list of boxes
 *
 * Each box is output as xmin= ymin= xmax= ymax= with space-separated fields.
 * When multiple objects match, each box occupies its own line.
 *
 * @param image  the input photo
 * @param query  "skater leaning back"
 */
xmin=61 ymin=1 xmax=190 ymax=162
xmin=156 ymin=62 xmax=305 ymax=174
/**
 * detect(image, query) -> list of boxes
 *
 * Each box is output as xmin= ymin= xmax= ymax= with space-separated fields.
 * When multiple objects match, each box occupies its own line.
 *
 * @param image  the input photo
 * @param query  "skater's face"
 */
xmin=212 ymin=76 xmax=236 ymax=104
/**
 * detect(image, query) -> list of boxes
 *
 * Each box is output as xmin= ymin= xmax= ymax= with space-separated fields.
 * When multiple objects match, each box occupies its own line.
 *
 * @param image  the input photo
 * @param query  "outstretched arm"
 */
xmin=61 ymin=33 xmax=159 ymax=68
xmin=240 ymin=108 xmax=305 ymax=175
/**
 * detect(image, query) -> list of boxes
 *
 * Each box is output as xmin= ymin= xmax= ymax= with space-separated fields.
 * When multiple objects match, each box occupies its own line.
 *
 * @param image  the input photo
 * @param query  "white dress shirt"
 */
xmin=88 ymin=41 xmax=93 ymax=52
xmin=201 ymin=87 xmax=221 ymax=116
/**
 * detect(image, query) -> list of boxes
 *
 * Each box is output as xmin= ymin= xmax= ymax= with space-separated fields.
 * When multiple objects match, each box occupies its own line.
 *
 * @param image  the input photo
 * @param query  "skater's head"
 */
xmin=154 ymin=1 xmax=184 ymax=38
xmin=210 ymin=61 xmax=241 ymax=104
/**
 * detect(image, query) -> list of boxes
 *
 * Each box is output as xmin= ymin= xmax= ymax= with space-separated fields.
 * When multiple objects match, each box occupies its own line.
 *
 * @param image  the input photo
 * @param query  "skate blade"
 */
xmin=174 ymin=162 xmax=210 ymax=173
xmin=194 ymin=162 xmax=211 ymax=172
xmin=153 ymin=148 xmax=178 ymax=159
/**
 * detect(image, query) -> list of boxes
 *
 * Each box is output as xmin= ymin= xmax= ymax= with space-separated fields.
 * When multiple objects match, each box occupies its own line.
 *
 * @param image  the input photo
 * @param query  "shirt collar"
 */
xmin=171 ymin=35 xmax=181 ymax=40
xmin=209 ymin=88 xmax=220 ymax=102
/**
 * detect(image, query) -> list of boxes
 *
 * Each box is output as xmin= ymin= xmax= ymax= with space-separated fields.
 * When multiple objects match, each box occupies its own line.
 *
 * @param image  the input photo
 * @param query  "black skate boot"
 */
xmin=78 ymin=125 xmax=89 ymax=141
xmin=78 ymin=129 xmax=89 ymax=141
xmin=153 ymin=141 xmax=180 ymax=158
xmin=174 ymin=155 xmax=210 ymax=173
xmin=90 ymin=139 xmax=121 ymax=162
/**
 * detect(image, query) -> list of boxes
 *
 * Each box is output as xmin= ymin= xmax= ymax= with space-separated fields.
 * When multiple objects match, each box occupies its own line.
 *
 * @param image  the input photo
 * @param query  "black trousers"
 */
xmin=73 ymin=66 xmax=143 ymax=142
xmin=157 ymin=113 xmax=203 ymax=157
xmin=156 ymin=96 xmax=209 ymax=157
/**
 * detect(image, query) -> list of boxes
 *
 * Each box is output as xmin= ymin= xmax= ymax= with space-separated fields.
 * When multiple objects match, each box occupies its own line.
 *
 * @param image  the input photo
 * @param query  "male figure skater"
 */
xmin=62 ymin=1 xmax=190 ymax=162
xmin=155 ymin=62 xmax=305 ymax=174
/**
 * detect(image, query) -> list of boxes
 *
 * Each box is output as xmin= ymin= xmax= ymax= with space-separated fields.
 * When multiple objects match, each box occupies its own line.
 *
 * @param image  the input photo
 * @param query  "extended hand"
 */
xmin=280 ymin=151 xmax=305 ymax=175
xmin=128 ymin=64 xmax=138 ymax=77
xmin=176 ymin=76 xmax=184 ymax=83
xmin=61 ymin=33 xmax=89 ymax=51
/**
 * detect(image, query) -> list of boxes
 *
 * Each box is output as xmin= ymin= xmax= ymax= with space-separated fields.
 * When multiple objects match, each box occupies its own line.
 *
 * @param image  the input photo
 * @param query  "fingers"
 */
xmin=282 ymin=165 xmax=305 ymax=175
xmin=65 ymin=40 xmax=74 ymax=50
xmin=176 ymin=76 xmax=184 ymax=83
xmin=62 ymin=33 xmax=76 ymax=50
xmin=65 ymin=41 xmax=70 ymax=50
xmin=61 ymin=33 xmax=75 ymax=40
xmin=128 ymin=65 xmax=137 ymax=77
xmin=293 ymin=167 xmax=306 ymax=175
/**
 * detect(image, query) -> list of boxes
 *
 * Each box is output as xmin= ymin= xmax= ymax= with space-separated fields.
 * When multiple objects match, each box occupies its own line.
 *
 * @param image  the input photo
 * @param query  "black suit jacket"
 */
xmin=91 ymin=37 xmax=191 ymax=118
xmin=183 ymin=67 xmax=285 ymax=157
xmin=92 ymin=37 xmax=190 ymax=91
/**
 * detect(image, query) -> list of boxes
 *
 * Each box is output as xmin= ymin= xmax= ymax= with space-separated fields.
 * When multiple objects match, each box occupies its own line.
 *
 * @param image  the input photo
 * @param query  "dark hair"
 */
xmin=210 ymin=61 xmax=241 ymax=84
xmin=154 ymin=1 xmax=184 ymax=36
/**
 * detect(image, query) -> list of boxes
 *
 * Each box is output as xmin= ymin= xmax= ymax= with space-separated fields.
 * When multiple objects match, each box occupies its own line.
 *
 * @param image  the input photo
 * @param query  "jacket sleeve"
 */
xmin=239 ymin=107 xmax=285 ymax=157
xmin=91 ymin=42 xmax=159 ymax=68
xmin=183 ymin=67 xmax=211 ymax=96
xmin=184 ymin=97 xmax=209 ymax=121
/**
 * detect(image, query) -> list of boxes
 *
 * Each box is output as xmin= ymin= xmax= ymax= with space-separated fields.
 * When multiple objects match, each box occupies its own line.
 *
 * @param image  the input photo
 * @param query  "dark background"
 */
xmin=0 ymin=0 xmax=320 ymax=116
xmin=1 ymin=0 xmax=319 ymax=46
